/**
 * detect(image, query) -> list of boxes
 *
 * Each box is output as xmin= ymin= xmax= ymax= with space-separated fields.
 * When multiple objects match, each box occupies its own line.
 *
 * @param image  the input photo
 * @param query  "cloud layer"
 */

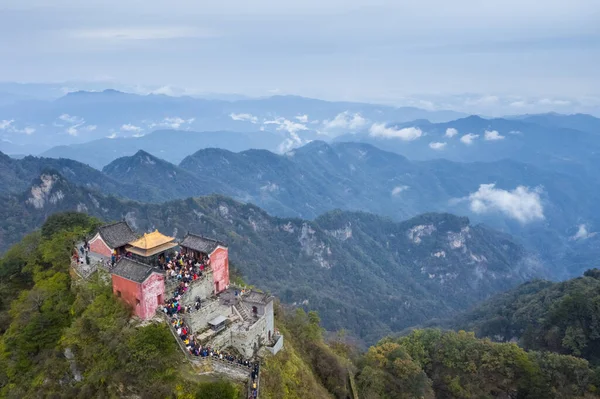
xmin=369 ymin=124 xmax=422 ymax=140
xmin=484 ymin=130 xmax=505 ymax=141
xmin=467 ymin=183 xmax=544 ymax=223
xmin=460 ymin=133 xmax=479 ymax=145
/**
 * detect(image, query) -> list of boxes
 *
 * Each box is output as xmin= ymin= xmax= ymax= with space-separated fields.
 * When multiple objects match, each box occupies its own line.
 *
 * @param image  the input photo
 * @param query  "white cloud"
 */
xmin=467 ymin=183 xmax=544 ymax=223
xmin=230 ymin=113 xmax=258 ymax=124
xmin=266 ymin=117 xmax=309 ymax=152
xmin=106 ymin=133 xmax=117 ymax=139
xmin=445 ymin=128 xmax=458 ymax=138
xmin=59 ymin=114 xmax=84 ymax=124
xmin=369 ymin=123 xmax=422 ymax=141
xmin=429 ymin=141 xmax=447 ymax=150
xmin=149 ymin=117 xmax=195 ymax=129
xmin=509 ymin=130 xmax=522 ymax=135
xmin=484 ymin=130 xmax=505 ymax=141
xmin=133 ymin=132 xmax=145 ymax=138
xmin=322 ymin=111 xmax=367 ymax=131
xmin=0 ymin=120 xmax=14 ymax=130
xmin=121 ymin=123 xmax=143 ymax=132
xmin=66 ymin=126 xmax=79 ymax=136
xmin=295 ymin=114 xmax=309 ymax=123
xmin=460 ymin=133 xmax=479 ymax=145
xmin=539 ymin=98 xmax=571 ymax=106
xmin=572 ymin=224 xmax=597 ymax=241
xmin=264 ymin=117 xmax=308 ymax=135
xmin=22 ymin=127 xmax=35 ymax=135
xmin=84 ymin=125 xmax=97 ymax=132
xmin=391 ymin=185 xmax=409 ymax=196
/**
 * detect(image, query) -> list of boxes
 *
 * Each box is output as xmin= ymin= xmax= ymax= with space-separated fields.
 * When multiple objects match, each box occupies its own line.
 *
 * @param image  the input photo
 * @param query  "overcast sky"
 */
xmin=1 ymin=0 xmax=599 ymax=112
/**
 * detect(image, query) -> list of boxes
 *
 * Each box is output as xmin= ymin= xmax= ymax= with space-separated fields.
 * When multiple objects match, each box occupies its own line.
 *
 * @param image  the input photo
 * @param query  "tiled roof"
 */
xmin=128 ymin=230 xmax=174 ymax=250
xmin=243 ymin=291 xmax=272 ymax=305
xmin=111 ymin=258 xmax=158 ymax=283
xmin=98 ymin=221 xmax=137 ymax=249
xmin=180 ymin=233 xmax=227 ymax=254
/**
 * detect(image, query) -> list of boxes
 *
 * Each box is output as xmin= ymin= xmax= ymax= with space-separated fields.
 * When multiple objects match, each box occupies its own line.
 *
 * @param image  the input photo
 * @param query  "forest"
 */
xmin=1 ymin=212 xmax=599 ymax=398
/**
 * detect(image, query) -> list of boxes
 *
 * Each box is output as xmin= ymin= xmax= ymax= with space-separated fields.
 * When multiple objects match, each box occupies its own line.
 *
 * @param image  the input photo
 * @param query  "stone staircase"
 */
xmin=236 ymin=303 xmax=253 ymax=322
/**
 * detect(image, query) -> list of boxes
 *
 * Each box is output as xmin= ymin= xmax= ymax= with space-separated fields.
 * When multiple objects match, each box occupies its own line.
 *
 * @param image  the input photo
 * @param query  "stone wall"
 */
xmin=231 ymin=316 xmax=268 ymax=358
xmin=207 ymin=326 xmax=233 ymax=350
xmin=265 ymin=334 xmax=284 ymax=355
xmin=191 ymin=357 xmax=251 ymax=382
xmin=187 ymin=299 xmax=232 ymax=332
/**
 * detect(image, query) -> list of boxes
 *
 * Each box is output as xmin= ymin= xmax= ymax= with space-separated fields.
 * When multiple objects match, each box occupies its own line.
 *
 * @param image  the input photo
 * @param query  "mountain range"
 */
xmin=2 ymin=138 xmax=599 ymax=280
xmin=0 ymin=170 xmax=542 ymax=343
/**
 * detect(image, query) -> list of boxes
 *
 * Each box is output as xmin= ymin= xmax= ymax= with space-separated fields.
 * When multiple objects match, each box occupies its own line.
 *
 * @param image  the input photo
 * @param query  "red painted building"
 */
xmin=111 ymin=258 xmax=165 ymax=320
xmin=89 ymin=221 xmax=137 ymax=258
xmin=180 ymin=233 xmax=229 ymax=294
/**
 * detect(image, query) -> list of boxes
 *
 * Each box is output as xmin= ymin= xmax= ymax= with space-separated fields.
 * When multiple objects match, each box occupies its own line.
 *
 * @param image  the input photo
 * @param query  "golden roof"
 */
xmin=128 ymin=230 xmax=174 ymax=250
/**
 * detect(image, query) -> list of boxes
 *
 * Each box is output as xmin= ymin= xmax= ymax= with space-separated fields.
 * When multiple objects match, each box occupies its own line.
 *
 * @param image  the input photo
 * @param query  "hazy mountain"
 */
xmin=0 ymin=172 xmax=540 ymax=342
xmin=40 ymin=129 xmax=284 ymax=168
xmin=101 ymin=150 xmax=216 ymax=202
xmin=509 ymin=112 xmax=600 ymax=135
xmin=0 ymin=89 xmax=466 ymax=157
xmin=334 ymin=115 xmax=600 ymax=176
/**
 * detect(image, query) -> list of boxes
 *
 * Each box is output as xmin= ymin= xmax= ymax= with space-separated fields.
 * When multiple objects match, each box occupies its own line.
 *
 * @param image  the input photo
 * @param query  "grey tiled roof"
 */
xmin=180 ymin=233 xmax=227 ymax=254
xmin=111 ymin=258 xmax=158 ymax=283
xmin=98 ymin=221 xmax=137 ymax=249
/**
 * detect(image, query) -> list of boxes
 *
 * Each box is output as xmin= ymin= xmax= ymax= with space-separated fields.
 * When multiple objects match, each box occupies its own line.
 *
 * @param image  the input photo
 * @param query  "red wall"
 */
xmin=112 ymin=273 xmax=165 ymax=320
xmin=140 ymin=273 xmax=165 ymax=319
xmin=89 ymin=234 xmax=112 ymax=257
xmin=112 ymin=274 xmax=142 ymax=316
xmin=210 ymin=247 xmax=229 ymax=294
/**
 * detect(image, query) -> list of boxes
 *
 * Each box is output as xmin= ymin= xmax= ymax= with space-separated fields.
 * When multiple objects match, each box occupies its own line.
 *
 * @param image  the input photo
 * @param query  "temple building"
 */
xmin=111 ymin=258 xmax=165 ymax=320
xmin=86 ymin=221 xmax=281 ymax=357
xmin=88 ymin=221 xmax=137 ymax=258
xmin=180 ymin=233 xmax=230 ymax=294
xmin=126 ymin=230 xmax=178 ymax=266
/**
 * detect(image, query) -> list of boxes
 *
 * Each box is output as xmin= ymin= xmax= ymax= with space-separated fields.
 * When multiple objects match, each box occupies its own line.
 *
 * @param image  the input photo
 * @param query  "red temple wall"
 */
xmin=112 ymin=275 xmax=142 ymax=317
xmin=140 ymin=273 xmax=165 ymax=319
xmin=210 ymin=247 xmax=229 ymax=294
xmin=89 ymin=234 xmax=113 ymax=257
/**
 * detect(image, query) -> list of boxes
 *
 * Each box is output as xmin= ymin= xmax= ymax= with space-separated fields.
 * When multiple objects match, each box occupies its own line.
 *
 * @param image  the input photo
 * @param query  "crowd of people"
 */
xmin=162 ymin=250 xmax=210 ymax=281
xmin=169 ymin=314 xmax=260 ymax=397
xmin=160 ymin=251 xmax=260 ymax=398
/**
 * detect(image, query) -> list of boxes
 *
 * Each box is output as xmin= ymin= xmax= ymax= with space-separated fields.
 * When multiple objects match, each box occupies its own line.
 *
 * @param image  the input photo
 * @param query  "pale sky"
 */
xmin=1 ymin=0 xmax=599 ymax=109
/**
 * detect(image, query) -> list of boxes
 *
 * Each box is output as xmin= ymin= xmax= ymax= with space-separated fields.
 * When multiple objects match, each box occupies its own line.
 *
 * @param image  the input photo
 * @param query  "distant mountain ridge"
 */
xmin=0 ymin=89 xmax=468 ymax=157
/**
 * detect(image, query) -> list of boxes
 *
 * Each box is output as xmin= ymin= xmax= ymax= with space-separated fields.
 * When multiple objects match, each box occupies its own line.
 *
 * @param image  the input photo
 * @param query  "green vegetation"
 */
xmin=0 ymin=212 xmax=241 ymax=398
xmin=260 ymin=305 xmax=352 ymax=399
xmin=452 ymin=270 xmax=600 ymax=365
xmin=356 ymin=329 xmax=598 ymax=399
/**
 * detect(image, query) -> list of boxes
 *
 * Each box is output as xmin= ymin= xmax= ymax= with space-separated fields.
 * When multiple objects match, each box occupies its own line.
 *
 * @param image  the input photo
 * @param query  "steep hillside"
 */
xmin=0 ymin=151 xmax=155 ymax=200
xmin=0 ymin=175 xmax=541 ymax=342
xmin=451 ymin=269 xmax=600 ymax=365
xmin=102 ymin=150 xmax=213 ymax=202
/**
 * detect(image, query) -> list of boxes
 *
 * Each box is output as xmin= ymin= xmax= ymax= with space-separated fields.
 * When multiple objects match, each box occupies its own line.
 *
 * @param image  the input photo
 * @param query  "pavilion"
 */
xmin=125 ymin=230 xmax=178 ymax=267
